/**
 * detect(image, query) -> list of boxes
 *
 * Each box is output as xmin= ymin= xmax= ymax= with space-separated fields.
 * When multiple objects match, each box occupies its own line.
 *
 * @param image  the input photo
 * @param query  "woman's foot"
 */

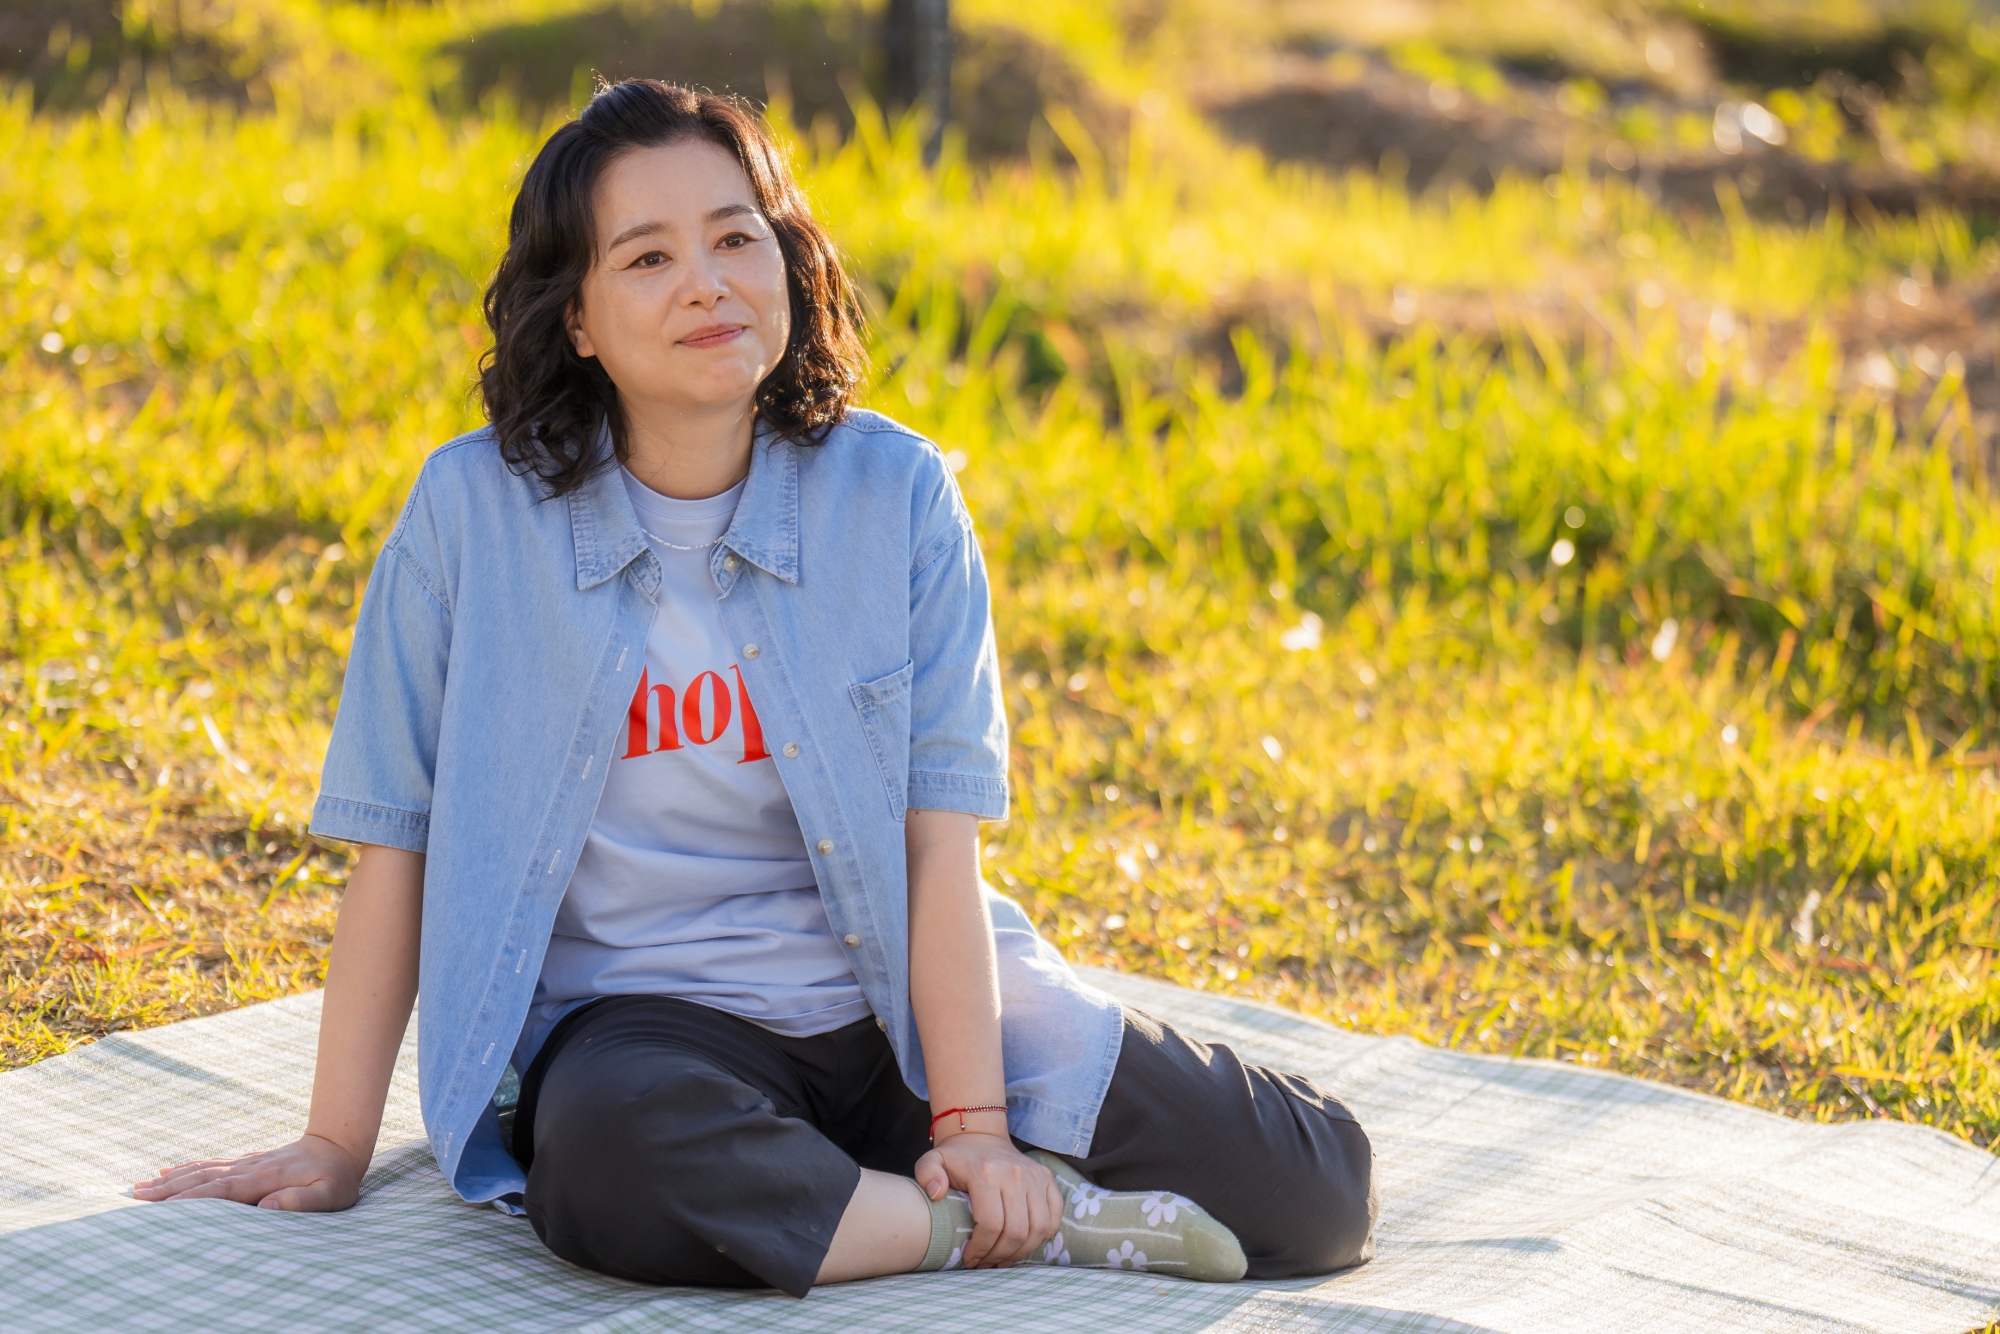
xmin=918 ymin=1153 xmax=1247 ymax=1281
xmin=1028 ymin=1150 xmax=1247 ymax=1281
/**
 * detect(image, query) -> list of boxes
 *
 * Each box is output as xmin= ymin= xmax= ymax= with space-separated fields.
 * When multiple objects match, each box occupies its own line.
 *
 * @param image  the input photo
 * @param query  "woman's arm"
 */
xmin=134 ymin=843 xmax=423 ymax=1210
xmin=905 ymin=809 xmax=1063 ymax=1267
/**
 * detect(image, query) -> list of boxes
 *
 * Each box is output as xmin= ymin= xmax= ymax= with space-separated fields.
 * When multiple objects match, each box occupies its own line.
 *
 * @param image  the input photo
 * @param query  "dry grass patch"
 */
xmin=0 ymin=767 xmax=341 ymax=1066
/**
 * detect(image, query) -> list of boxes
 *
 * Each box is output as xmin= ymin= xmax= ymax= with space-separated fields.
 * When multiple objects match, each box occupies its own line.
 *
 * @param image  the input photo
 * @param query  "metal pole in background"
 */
xmin=883 ymin=0 xmax=950 ymax=163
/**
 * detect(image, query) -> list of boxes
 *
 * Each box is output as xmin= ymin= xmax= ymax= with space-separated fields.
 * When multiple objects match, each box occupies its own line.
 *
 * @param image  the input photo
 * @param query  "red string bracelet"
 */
xmin=930 ymin=1105 xmax=1008 ymax=1140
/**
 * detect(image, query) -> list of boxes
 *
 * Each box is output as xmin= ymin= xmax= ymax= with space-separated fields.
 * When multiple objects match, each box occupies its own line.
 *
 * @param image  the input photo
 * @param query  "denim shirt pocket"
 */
xmin=848 ymin=660 xmax=914 ymax=822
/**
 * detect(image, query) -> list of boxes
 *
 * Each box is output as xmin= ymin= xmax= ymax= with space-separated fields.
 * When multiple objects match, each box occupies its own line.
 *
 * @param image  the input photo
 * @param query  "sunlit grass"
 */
xmin=0 ymin=767 xmax=343 ymax=1065
xmin=3 ymin=8 xmax=1999 ymax=1152
xmin=990 ymin=561 xmax=2000 ymax=1144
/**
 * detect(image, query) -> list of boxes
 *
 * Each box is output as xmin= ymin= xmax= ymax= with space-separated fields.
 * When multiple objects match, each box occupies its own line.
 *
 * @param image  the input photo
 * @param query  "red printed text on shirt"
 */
xmin=622 ymin=663 xmax=771 ymax=764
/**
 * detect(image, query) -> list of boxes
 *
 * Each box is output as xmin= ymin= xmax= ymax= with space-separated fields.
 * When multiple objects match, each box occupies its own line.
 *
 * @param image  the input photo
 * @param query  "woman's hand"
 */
xmin=133 ymin=845 xmax=424 ymax=1217
xmin=133 ymin=1133 xmax=364 ymax=1212
xmin=914 ymin=1131 xmax=1064 ymax=1268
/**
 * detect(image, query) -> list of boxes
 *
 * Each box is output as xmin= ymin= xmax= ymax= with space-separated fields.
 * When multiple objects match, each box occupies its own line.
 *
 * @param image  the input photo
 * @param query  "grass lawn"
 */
xmin=4 ymin=0 xmax=2000 ymax=1154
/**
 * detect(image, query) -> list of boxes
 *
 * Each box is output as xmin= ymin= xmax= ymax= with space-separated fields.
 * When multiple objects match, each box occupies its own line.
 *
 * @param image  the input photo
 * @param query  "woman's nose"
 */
xmin=682 ymin=256 xmax=728 ymax=306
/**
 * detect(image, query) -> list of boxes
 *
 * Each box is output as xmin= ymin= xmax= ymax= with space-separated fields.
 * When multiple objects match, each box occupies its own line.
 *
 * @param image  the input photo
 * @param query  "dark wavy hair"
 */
xmin=479 ymin=79 xmax=866 ymax=495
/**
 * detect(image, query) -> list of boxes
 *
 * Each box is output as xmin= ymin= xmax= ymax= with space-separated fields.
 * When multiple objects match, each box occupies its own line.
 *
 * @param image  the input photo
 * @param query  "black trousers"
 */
xmin=514 ymin=996 xmax=1375 ymax=1296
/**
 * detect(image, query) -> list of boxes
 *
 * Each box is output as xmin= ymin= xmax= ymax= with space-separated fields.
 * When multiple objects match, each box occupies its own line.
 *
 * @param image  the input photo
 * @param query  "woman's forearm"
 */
xmin=904 ymin=810 xmax=1064 ymax=1270
xmin=905 ymin=809 xmax=1008 ymax=1139
xmin=304 ymin=843 xmax=424 ymax=1172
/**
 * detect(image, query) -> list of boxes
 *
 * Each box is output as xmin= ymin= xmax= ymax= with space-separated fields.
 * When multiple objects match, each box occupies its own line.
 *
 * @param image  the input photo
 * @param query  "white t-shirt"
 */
xmin=517 ymin=468 xmax=872 ymax=1067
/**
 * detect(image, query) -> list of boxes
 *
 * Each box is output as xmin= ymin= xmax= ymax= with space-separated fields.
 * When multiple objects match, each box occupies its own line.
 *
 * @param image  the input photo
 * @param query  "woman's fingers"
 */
xmin=133 ymin=1163 xmax=242 ymax=1199
xmin=1001 ymin=1164 xmax=1062 ymax=1265
xmin=152 ymin=1171 xmax=275 ymax=1205
xmin=988 ymin=1184 xmax=1032 ymax=1272
xmin=985 ymin=1164 xmax=1037 ymax=1267
xmin=135 ymin=1157 xmax=247 ymax=1192
xmin=912 ymin=1148 xmax=948 ymax=1201
xmin=135 ymin=1153 xmax=292 ymax=1204
xmin=1024 ymin=1169 xmax=1060 ymax=1258
xmin=961 ymin=1179 xmax=1002 ymax=1267
xmin=151 ymin=1157 xmax=237 ymax=1177
xmin=1021 ymin=1170 xmax=1056 ymax=1263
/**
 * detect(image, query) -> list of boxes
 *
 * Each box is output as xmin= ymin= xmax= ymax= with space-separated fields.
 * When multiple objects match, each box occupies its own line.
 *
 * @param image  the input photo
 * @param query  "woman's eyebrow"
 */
xmin=605 ymin=204 xmax=757 ymax=253
xmin=605 ymin=221 xmax=666 ymax=252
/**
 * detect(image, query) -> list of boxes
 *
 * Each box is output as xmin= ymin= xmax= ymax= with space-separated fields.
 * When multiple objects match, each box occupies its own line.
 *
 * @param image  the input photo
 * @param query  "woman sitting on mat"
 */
xmin=135 ymin=79 xmax=1375 ymax=1295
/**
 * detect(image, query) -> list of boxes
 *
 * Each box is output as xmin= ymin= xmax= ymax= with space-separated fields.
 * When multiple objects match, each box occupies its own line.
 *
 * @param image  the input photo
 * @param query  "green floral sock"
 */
xmin=913 ymin=1158 xmax=1246 ymax=1281
xmin=916 ymin=1188 xmax=975 ymax=1271
xmin=1027 ymin=1150 xmax=1247 ymax=1282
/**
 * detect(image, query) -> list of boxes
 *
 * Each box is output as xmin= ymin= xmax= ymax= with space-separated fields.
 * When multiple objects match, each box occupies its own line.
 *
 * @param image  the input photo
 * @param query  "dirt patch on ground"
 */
xmin=1157 ymin=266 xmax=2000 ymax=474
xmin=1828 ymin=270 xmax=2000 ymax=468
xmin=1202 ymin=52 xmax=2000 ymax=221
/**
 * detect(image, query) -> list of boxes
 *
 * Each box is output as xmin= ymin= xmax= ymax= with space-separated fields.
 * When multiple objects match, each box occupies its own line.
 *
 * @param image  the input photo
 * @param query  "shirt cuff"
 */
xmin=906 ymin=770 xmax=1009 ymax=821
xmin=309 ymin=794 xmax=430 ymax=853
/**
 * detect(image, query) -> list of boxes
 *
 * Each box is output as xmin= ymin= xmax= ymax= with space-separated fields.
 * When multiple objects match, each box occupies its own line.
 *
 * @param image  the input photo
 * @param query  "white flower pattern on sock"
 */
xmin=1069 ymin=1182 xmax=1108 ymax=1219
xmin=1105 ymin=1239 xmax=1148 ymax=1270
xmin=1141 ymin=1192 xmax=1193 ymax=1226
xmin=1042 ymin=1235 xmax=1071 ymax=1266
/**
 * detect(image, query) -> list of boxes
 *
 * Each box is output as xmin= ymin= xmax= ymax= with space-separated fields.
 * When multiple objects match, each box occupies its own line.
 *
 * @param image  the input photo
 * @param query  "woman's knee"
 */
xmin=528 ymin=1064 xmax=732 ymax=1256
xmin=525 ymin=1063 xmax=760 ymax=1279
xmin=524 ymin=1050 xmax=856 ymax=1292
xmin=1086 ymin=1014 xmax=1379 ymax=1277
xmin=1245 ymin=1116 xmax=1377 ymax=1278
xmin=526 ymin=1192 xmax=757 ymax=1288
xmin=530 ymin=1058 xmax=760 ymax=1195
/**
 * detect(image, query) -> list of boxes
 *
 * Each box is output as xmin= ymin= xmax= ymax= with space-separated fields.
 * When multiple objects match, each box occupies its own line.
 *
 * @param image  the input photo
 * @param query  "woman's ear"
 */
xmin=567 ymin=303 xmax=597 ymax=360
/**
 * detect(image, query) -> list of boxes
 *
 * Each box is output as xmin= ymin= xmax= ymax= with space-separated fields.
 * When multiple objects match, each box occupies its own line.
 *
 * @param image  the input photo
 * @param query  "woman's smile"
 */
xmin=679 ymin=322 xmax=747 ymax=349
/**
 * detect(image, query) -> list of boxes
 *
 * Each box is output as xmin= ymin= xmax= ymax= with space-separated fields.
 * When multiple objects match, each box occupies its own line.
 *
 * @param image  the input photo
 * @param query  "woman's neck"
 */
xmin=619 ymin=398 xmax=756 ymax=500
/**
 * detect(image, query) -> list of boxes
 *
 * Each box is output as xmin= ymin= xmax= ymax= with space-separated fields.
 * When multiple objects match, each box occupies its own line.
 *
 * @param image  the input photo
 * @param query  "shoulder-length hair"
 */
xmin=479 ymin=79 xmax=866 ymax=495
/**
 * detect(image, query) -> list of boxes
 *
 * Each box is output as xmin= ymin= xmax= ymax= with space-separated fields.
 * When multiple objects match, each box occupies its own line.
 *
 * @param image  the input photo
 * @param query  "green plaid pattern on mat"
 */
xmin=2 ymin=968 xmax=1995 ymax=1332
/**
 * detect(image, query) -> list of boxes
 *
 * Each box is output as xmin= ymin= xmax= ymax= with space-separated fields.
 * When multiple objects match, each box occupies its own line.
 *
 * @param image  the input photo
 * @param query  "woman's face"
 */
xmin=570 ymin=138 xmax=791 ymax=420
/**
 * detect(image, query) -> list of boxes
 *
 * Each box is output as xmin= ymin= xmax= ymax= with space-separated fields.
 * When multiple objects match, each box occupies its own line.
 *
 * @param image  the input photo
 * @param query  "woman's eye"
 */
xmin=634 ymin=251 xmax=668 ymax=268
xmin=718 ymin=232 xmax=755 ymax=249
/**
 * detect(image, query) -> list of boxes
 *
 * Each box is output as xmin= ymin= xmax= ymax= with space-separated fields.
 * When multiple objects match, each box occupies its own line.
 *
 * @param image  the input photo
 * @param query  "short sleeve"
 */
xmin=904 ymin=477 xmax=1009 ymax=820
xmin=308 ymin=516 xmax=452 ymax=853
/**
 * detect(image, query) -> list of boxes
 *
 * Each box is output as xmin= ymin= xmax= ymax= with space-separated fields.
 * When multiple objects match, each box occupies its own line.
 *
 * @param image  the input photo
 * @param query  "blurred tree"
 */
xmin=883 ymin=0 xmax=950 ymax=161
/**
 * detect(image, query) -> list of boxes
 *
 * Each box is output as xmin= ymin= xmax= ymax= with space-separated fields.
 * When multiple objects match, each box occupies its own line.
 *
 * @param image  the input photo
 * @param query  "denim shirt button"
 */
xmin=843 ymin=934 xmax=861 ymax=947
xmin=783 ymin=742 xmax=800 ymax=758
xmin=743 ymin=643 xmax=760 ymax=658
xmin=722 ymin=554 xmax=739 ymax=571
xmin=817 ymin=838 xmax=834 ymax=854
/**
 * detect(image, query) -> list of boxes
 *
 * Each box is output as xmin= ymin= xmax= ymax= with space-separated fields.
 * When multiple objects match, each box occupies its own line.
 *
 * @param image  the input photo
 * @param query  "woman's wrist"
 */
xmin=929 ymin=1105 xmax=1010 ymax=1143
xmin=301 ymin=1127 xmax=370 ymax=1176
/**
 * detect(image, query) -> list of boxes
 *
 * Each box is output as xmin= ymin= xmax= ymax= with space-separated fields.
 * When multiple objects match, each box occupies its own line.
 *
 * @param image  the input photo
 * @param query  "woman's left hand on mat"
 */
xmin=915 ymin=1132 xmax=1064 ymax=1269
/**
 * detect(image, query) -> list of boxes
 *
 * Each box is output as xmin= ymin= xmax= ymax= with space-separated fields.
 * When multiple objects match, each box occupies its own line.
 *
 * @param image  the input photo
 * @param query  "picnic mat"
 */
xmin=2 ymin=969 xmax=1996 ymax=1333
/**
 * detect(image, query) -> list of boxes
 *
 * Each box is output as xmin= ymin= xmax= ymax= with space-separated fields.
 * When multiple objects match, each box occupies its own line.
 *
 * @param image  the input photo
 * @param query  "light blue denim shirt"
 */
xmin=309 ymin=410 xmax=1124 ymax=1207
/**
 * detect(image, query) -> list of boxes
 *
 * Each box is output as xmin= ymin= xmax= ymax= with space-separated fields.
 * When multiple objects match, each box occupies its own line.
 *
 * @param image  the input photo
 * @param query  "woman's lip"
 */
xmin=680 ymin=324 xmax=747 ymax=347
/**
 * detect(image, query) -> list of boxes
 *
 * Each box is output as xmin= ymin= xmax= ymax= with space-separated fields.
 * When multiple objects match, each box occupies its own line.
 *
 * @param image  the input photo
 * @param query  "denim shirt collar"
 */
xmin=567 ymin=420 xmax=800 ymax=591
